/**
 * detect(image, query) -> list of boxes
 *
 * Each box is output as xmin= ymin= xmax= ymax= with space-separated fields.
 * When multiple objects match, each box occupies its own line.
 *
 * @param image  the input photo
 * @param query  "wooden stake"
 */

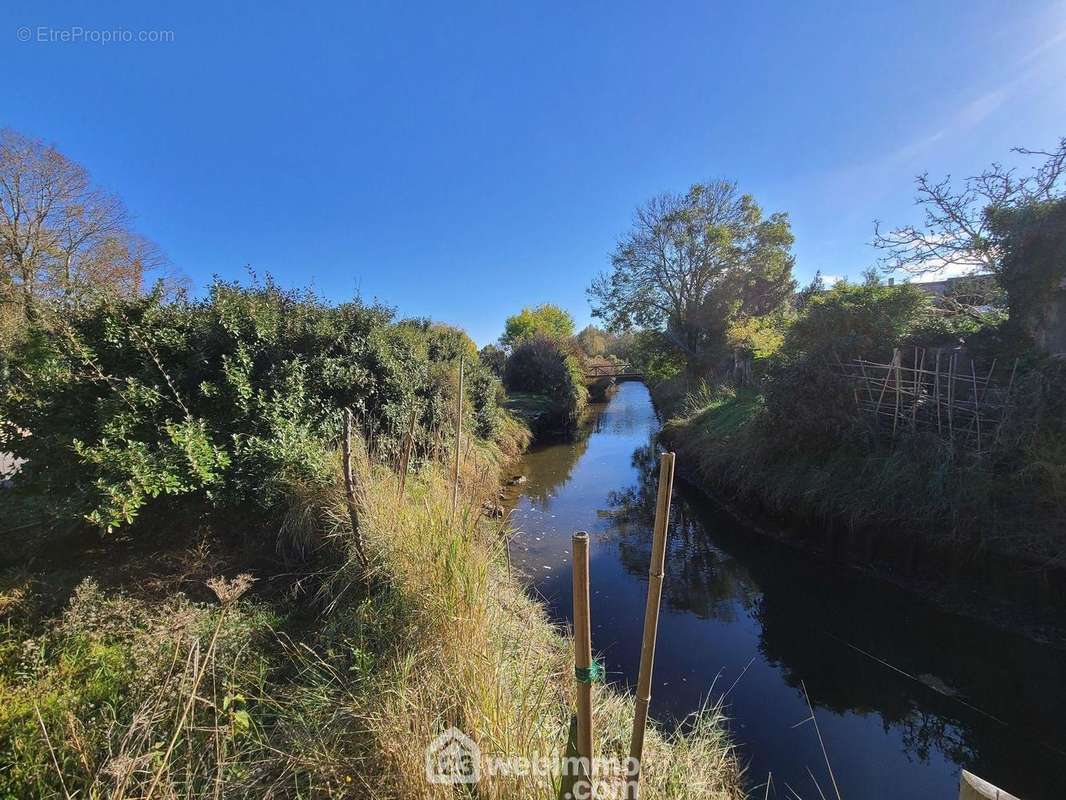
xmin=947 ymin=353 xmax=956 ymax=442
xmin=934 ymin=351 xmax=942 ymax=436
xmin=873 ymin=353 xmax=893 ymax=417
xmin=857 ymin=356 xmax=875 ymax=405
xmin=451 ymin=356 xmax=464 ymax=522
xmin=993 ymin=359 xmax=1020 ymax=449
xmin=397 ymin=405 xmax=417 ymax=497
xmin=572 ymin=531 xmax=594 ymax=795
xmin=342 ymin=409 xmax=368 ymax=570
xmin=912 ymin=348 xmax=925 ymax=432
xmin=892 ymin=349 xmax=902 ymax=437
xmin=627 ymin=451 xmax=676 ymax=800
xmin=971 ymin=360 xmax=982 ymax=455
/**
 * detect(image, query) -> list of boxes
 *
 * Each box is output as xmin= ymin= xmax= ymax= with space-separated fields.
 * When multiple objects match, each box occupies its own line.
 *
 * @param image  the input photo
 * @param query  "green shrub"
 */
xmin=0 ymin=278 xmax=505 ymax=534
xmin=503 ymin=336 xmax=587 ymax=427
xmin=0 ymin=578 xmax=277 ymax=799
xmin=782 ymin=279 xmax=930 ymax=360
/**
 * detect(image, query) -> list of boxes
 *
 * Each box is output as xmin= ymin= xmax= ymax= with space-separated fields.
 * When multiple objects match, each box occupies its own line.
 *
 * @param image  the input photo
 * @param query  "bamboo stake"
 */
xmin=979 ymin=358 xmax=997 ymax=405
xmin=993 ymin=359 xmax=1020 ymax=449
xmin=947 ymin=353 xmax=956 ymax=442
xmin=873 ymin=353 xmax=894 ymax=417
xmin=627 ymin=451 xmax=676 ymax=800
xmin=857 ymin=356 xmax=875 ymax=404
xmin=912 ymin=348 xmax=925 ymax=432
xmin=572 ymin=531 xmax=594 ymax=796
xmin=971 ymin=360 xmax=982 ymax=455
xmin=934 ymin=351 xmax=942 ymax=436
xmin=892 ymin=349 xmax=902 ymax=437
xmin=451 ymin=356 xmax=464 ymax=522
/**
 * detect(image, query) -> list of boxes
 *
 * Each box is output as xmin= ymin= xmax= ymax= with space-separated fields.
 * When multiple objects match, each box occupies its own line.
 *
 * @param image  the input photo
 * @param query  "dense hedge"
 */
xmin=0 ymin=279 xmax=503 ymax=532
xmin=503 ymin=335 xmax=588 ymax=428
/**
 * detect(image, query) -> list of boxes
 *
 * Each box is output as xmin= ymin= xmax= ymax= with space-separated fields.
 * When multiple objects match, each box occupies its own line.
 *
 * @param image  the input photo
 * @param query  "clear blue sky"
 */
xmin=8 ymin=1 xmax=1065 ymax=344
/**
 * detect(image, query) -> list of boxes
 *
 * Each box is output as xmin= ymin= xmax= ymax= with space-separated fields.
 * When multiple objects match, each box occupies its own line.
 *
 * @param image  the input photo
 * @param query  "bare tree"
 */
xmin=0 ymin=128 xmax=166 ymax=322
xmin=873 ymin=137 xmax=1066 ymax=277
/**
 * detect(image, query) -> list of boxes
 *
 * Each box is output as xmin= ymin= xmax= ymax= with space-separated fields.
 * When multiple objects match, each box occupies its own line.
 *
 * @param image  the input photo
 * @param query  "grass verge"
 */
xmin=0 ymin=424 xmax=743 ymax=799
xmin=659 ymin=381 xmax=1064 ymax=566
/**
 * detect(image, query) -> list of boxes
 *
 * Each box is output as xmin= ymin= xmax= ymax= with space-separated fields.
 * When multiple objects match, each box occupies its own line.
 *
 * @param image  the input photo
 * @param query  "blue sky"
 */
xmin=8 ymin=1 xmax=1066 ymax=344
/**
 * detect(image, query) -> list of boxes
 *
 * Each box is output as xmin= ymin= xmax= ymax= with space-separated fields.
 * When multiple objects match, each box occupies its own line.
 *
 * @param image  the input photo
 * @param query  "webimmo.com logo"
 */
xmin=423 ymin=726 xmax=642 ymax=798
xmin=425 ymin=727 xmax=481 ymax=785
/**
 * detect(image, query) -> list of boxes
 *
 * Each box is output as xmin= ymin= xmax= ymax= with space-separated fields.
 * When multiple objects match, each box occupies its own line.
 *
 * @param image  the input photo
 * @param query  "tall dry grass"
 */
xmin=0 ymin=426 xmax=743 ymax=799
xmin=327 ymin=441 xmax=743 ymax=799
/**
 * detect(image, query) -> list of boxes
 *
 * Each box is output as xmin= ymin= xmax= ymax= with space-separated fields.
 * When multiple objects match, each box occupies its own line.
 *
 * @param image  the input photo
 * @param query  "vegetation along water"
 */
xmin=3 ymin=114 xmax=1066 ymax=799
xmin=507 ymin=382 xmax=1066 ymax=800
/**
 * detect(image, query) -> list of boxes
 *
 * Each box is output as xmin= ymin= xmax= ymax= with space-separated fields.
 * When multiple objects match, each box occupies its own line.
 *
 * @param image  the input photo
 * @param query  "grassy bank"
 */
xmin=0 ymin=427 xmax=743 ymax=799
xmin=656 ymin=379 xmax=1066 ymax=570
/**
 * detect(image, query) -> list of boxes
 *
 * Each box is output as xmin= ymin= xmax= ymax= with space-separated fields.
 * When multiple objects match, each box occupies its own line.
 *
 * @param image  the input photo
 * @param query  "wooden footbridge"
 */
xmin=583 ymin=362 xmax=643 ymax=381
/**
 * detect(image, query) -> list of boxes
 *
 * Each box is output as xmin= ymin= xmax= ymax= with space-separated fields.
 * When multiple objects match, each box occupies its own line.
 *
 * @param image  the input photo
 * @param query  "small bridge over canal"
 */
xmin=583 ymin=362 xmax=643 ymax=382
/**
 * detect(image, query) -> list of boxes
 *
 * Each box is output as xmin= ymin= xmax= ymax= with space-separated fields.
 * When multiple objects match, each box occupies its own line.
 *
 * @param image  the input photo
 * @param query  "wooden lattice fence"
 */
xmin=835 ymin=348 xmax=1020 ymax=454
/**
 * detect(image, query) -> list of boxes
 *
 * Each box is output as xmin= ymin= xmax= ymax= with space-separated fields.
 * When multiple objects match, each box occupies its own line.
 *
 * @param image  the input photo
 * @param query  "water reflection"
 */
xmin=628 ymin=442 xmax=1066 ymax=798
xmin=508 ymin=382 xmax=1066 ymax=800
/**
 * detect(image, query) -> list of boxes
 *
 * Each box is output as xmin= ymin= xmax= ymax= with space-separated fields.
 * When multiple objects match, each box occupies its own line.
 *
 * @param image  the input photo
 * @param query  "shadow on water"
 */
xmin=507 ymin=381 xmax=1066 ymax=800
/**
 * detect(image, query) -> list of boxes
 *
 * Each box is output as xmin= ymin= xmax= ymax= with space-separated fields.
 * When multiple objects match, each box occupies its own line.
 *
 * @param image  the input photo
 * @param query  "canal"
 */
xmin=506 ymin=381 xmax=1066 ymax=800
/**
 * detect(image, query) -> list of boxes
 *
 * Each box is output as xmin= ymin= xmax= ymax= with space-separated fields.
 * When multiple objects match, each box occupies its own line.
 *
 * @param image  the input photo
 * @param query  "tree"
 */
xmin=795 ymin=271 xmax=826 ymax=312
xmin=987 ymin=197 xmax=1066 ymax=350
xmin=588 ymin=180 xmax=795 ymax=374
xmin=873 ymin=137 xmax=1065 ymax=279
xmin=0 ymin=128 xmax=164 ymax=325
xmin=573 ymin=324 xmax=608 ymax=357
xmin=479 ymin=343 xmax=507 ymax=377
xmin=500 ymin=303 xmax=574 ymax=348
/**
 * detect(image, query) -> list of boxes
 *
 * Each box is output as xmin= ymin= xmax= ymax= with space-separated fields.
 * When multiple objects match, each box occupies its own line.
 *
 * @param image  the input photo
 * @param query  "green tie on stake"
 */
xmin=574 ymin=661 xmax=605 ymax=684
xmin=627 ymin=451 xmax=676 ymax=800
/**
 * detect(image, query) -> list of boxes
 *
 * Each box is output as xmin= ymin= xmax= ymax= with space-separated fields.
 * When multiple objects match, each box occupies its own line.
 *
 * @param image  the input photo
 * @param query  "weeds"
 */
xmin=0 ymin=431 xmax=742 ymax=799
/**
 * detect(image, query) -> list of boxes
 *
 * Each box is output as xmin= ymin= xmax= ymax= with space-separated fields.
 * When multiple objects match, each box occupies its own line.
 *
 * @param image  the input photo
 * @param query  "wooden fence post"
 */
xmin=627 ymin=451 xmax=676 ymax=800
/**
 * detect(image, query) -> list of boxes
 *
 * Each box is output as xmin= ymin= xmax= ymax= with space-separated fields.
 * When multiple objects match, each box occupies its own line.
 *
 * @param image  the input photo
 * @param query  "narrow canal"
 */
xmin=507 ymin=381 xmax=1066 ymax=800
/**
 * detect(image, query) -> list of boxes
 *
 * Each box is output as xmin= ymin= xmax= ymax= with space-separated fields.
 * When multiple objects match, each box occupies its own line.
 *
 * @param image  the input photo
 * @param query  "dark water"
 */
xmin=507 ymin=381 xmax=1066 ymax=800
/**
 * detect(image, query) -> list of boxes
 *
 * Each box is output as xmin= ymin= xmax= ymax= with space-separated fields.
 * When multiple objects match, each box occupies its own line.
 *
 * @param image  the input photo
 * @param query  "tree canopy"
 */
xmin=574 ymin=324 xmax=608 ymax=357
xmin=588 ymin=180 xmax=795 ymax=373
xmin=0 ymin=128 xmax=166 ymax=327
xmin=500 ymin=303 xmax=574 ymax=348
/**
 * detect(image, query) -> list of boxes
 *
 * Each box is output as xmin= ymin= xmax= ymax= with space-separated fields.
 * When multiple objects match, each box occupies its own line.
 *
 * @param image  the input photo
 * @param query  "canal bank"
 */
xmin=650 ymin=382 xmax=1066 ymax=650
xmin=506 ymin=381 xmax=1066 ymax=800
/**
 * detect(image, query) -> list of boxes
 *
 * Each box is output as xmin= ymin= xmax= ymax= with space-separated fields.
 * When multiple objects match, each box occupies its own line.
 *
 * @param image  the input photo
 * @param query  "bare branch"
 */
xmin=873 ymin=138 xmax=1065 ymax=277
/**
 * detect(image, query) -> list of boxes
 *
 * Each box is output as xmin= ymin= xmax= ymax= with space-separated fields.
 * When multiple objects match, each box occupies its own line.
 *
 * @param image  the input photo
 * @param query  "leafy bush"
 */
xmin=781 ymin=279 xmax=930 ymax=361
xmin=573 ymin=324 xmax=608 ymax=358
xmin=503 ymin=335 xmax=587 ymax=427
xmin=990 ymin=197 xmax=1066 ymax=349
xmin=624 ymin=330 xmax=687 ymax=384
xmin=0 ymin=278 xmax=504 ymax=533
xmin=500 ymin=303 xmax=574 ymax=348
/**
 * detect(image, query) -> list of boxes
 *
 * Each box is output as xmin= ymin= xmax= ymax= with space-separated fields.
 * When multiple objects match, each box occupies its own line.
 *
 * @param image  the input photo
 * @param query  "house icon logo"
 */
xmin=425 ymin=727 xmax=481 ymax=785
